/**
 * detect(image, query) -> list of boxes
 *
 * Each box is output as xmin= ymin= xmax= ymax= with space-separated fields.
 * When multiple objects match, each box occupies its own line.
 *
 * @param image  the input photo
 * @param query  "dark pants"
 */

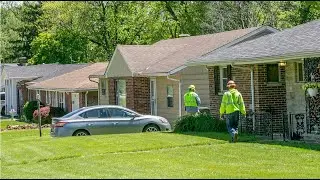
xmin=226 ymin=111 xmax=240 ymax=142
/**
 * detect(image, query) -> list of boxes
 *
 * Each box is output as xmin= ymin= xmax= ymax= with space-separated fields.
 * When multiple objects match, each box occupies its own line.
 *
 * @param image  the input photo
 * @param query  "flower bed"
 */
xmin=1 ymin=124 xmax=51 ymax=132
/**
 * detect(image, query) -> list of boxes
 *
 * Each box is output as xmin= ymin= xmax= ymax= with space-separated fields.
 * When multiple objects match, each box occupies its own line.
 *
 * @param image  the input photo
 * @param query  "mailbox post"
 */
xmin=36 ymin=94 xmax=42 ymax=137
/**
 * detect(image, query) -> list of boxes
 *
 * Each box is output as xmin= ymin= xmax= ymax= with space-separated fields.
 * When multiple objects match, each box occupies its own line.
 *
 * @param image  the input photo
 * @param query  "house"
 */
xmin=187 ymin=19 xmax=320 ymax=138
xmin=101 ymin=26 xmax=278 ymax=124
xmin=1 ymin=64 xmax=18 ymax=92
xmin=2 ymin=64 xmax=88 ymax=116
xmin=27 ymin=63 xmax=108 ymax=112
xmin=88 ymin=66 xmax=109 ymax=106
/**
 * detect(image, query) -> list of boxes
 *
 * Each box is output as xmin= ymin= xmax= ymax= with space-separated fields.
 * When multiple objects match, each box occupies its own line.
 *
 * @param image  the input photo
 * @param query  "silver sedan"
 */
xmin=50 ymin=105 xmax=172 ymax=137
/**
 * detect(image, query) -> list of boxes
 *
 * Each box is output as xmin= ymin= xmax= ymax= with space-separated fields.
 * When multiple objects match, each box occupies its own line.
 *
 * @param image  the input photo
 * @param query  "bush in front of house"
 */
xmin=23 ymin=101 xmax=45 ymax=122
xmin=50 ymin=106 xmax=67 ymax=118
xmin=33 ymin=106 xmax=66 ymax=125
xmin=173 ymin=113 xmax=226 ymax=133
xmin=33 ymin=106 xmax=51 ymax=125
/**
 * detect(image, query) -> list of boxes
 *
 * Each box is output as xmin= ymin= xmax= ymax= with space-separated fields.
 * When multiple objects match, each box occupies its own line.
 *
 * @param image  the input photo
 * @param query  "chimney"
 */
xmin=178 ymin=34 xmax=190 ymax=38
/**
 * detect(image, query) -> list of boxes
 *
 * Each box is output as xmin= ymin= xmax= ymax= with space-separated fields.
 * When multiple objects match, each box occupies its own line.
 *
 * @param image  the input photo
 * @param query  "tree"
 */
xmin=29 ymin=30 xmax=89 ymax=64
xmin=8 ymin=1 xmax=42 ymax=61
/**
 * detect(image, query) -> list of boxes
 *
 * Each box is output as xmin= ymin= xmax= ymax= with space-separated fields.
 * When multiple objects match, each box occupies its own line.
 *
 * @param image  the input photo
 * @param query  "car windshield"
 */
xmin=61 ymin=108 xmax=86 ymax=118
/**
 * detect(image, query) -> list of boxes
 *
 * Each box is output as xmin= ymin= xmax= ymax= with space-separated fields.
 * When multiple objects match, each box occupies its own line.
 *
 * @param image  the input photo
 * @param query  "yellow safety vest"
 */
xmin=220 ymin=89 xmax=246 ymax=115
xmin=184 ymin=92 xmax=198 ymax=107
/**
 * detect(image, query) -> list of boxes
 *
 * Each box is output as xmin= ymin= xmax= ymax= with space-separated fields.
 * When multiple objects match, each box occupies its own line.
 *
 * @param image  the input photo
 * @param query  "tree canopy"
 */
xmin=1 ymin=1 xmax=319 ymax=64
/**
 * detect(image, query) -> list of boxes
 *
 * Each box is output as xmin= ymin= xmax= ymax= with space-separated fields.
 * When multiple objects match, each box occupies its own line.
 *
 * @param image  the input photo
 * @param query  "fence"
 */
xmin=239 ymin=111 xmax=290 ymax=141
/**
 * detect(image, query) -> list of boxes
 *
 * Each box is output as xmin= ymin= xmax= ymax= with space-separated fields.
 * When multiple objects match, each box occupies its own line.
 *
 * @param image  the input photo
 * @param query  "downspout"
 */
xmin=167 ymin=75 xmax=182 ymax=117
xmin=231 ymin=64 xmax=256 ymax=132
xmin=85 ymin=91 xmax=88 ymax=107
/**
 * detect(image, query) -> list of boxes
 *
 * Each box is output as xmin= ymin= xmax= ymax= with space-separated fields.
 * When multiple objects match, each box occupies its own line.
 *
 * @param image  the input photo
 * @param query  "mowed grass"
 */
xmin=1 ymin=129 xmax=320 ymax=179
xmin=0 ymin=119 xmax=28 ymax=129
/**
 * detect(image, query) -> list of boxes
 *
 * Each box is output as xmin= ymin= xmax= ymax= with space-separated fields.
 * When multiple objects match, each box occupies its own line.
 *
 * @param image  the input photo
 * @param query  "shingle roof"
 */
xmin=189 ymin=20 xmax=320 ymax=65
xmin=117 ymin=27 xmax=262 ymax=75
xmin=27 ymin=63 xmax=108 ymax=91
xmin=117 ymin=45 xmax=187 ymax=75
xmin=3 ymin=64 xmax=89 ymax=82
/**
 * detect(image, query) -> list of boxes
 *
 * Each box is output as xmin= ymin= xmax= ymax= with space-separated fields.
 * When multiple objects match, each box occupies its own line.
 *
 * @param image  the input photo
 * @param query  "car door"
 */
xmin=107 ymin=107 xmax=141 ymax=134
xmin=79 ymin=108 xmax=114 ymax=135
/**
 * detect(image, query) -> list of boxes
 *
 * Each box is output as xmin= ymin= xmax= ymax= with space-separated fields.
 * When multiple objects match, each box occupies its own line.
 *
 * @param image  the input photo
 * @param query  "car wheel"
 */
xmin=73 ymin=130 xmax=90 ymax=136
xmin=143 ymin=124 xmax=160 ymax=132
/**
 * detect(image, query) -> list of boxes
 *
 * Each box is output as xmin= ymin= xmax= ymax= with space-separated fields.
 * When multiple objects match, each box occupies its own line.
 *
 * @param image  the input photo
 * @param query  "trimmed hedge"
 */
xmin=173 ymin=113 xmax=226 ymax=133
xmin=23 ymin=101 xmax=45 ymax=122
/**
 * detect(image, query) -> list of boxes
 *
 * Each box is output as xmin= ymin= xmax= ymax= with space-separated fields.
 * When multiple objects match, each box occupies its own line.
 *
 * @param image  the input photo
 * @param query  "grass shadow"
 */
xmin=170 ymin=131 xmax=320 ymax=152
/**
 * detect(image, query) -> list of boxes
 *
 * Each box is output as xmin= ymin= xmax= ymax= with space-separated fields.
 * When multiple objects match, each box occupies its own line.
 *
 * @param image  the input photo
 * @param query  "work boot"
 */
xmin=234 ymin=132 xmax=238 ymax=143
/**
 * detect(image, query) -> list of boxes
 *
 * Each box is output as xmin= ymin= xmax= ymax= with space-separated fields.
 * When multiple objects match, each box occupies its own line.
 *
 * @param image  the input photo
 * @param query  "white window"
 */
xmin=296 ymin=62 xmax=304 ymax=82
xmin=167 ymin=85 xmax=173 ymax=107
xmin=49 ymin=91 xmax=57 ymax=107
xmin=219 ymin=66 xmax=228 ymax=92
xmin=58 ymin=92 xmax=65 ymax=109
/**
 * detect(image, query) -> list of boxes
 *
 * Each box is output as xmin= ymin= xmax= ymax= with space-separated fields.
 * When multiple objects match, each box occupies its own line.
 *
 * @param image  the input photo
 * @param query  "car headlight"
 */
xmin=159 ymin=117 xmax=168 ymax=123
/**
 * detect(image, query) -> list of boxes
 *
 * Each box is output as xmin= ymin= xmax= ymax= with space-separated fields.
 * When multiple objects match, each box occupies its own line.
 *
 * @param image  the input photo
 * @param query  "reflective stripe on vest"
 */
xmin=184 ymin=92 xmax=197 ymax=107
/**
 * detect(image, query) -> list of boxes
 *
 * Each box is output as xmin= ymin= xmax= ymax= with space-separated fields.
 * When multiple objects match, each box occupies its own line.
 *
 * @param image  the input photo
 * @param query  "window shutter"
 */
xmin=227 ymin=65 xmax=232 ymax=81
xmin=214 ymin=66 xmax=220 ymax=95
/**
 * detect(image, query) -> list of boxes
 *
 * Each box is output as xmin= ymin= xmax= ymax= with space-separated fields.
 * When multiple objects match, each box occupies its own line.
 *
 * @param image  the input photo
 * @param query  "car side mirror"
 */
xmin=130 ymin=114 xmax=138 ymax=120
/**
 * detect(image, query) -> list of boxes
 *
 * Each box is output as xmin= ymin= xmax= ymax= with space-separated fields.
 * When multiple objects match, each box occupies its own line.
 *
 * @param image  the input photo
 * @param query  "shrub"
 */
xmin=173 ymin=113 xmax=226 ymax=133
xmin=23 ymin=101 xmax=45 ymax=122
xmin=50 ymin=106 xmax=66 ymax=118
xmin=33 ymin=106 xmax=51 ymax=125
xmin=33 ymin=106 xmax=66 ymax=125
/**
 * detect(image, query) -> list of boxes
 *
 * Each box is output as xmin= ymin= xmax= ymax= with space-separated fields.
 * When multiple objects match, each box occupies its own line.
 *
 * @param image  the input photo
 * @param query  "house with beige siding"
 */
xmin=187 ymin=20 xmax=320 ymax=140
xmin=100 ymin=26 xmax=278 ymax=124
xmin=27 ymin=63 xmax=108 ymax=113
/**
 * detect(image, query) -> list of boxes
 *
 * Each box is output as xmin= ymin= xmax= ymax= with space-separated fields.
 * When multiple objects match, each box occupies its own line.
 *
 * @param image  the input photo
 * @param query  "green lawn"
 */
xmin=0 ymin=119 xmax=28 ymax=129
xmin=1 ymin=129 xmax=320 ymax=178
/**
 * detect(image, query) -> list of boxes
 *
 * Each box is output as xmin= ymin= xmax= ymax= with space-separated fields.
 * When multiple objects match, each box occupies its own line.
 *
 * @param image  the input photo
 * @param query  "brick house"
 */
xmin=2 ymin=64 xmax=88 ymax=116
xmin=100 ymin=26 xmax=278 ymax=124
xmin=27 ymin=63 xmax=107 ymax=113
xmin=187 ymin=20 xmax=320 ymax=138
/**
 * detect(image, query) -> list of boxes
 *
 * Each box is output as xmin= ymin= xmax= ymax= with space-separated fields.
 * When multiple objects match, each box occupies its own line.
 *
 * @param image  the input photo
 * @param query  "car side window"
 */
xmin=99 ymin=108 xmax=110 ymax=118
xmin=80 ymin=108 xmax=110 ymax=119
xmin=108 ymin=108 xmax=134 ymax=118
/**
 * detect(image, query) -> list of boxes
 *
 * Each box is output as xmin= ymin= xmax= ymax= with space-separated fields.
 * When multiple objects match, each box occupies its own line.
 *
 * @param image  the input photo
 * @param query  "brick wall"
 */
xmin=108 ymin=79 xmax=116 ymax=105
xmin=65 ymin=92 xmax=72 ymax=113
xmin=108 ymin=77 xmax=150 ymax=114
xmin=256 ymin=64 xmax=287 ymax=132
xmin=208 ymin=64 xmax=287 ymax=133
xmin=133 ymin=77 xmax=150 ymax=114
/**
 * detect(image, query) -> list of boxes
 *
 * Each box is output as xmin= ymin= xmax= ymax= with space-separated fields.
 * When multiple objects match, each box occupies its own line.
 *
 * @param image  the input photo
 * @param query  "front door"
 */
xmin=150 ymin=78 xmax=157 ymax=115
xmin=72 ymin=93 xmax=79 ymax=111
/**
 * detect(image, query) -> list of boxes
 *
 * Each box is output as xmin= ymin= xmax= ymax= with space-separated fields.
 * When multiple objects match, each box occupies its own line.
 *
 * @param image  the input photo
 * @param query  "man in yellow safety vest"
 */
xmin=220 ymin=80 xmax=246 ymax=143
xmin=184 ymin=85 xmax=201 ymax=115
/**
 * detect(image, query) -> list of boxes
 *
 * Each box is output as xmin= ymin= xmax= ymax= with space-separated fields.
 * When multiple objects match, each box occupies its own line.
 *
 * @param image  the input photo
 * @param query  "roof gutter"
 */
xmin=89 ymin=76 xmax=99 ymax=84
xmin=187 ymin=51 xmax=320 ymax=67
xmin=26 ymin=87 xmax=98 ymax=92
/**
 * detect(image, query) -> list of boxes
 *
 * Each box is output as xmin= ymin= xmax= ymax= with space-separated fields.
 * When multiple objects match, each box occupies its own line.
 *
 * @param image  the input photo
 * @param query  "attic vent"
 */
xmin=179 ymin=34 xmax=190 ymax=38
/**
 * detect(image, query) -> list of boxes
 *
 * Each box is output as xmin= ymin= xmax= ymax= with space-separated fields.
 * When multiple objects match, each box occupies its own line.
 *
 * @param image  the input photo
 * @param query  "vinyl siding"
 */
xmin=155 ymin=76 xmax=180 ymax=125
